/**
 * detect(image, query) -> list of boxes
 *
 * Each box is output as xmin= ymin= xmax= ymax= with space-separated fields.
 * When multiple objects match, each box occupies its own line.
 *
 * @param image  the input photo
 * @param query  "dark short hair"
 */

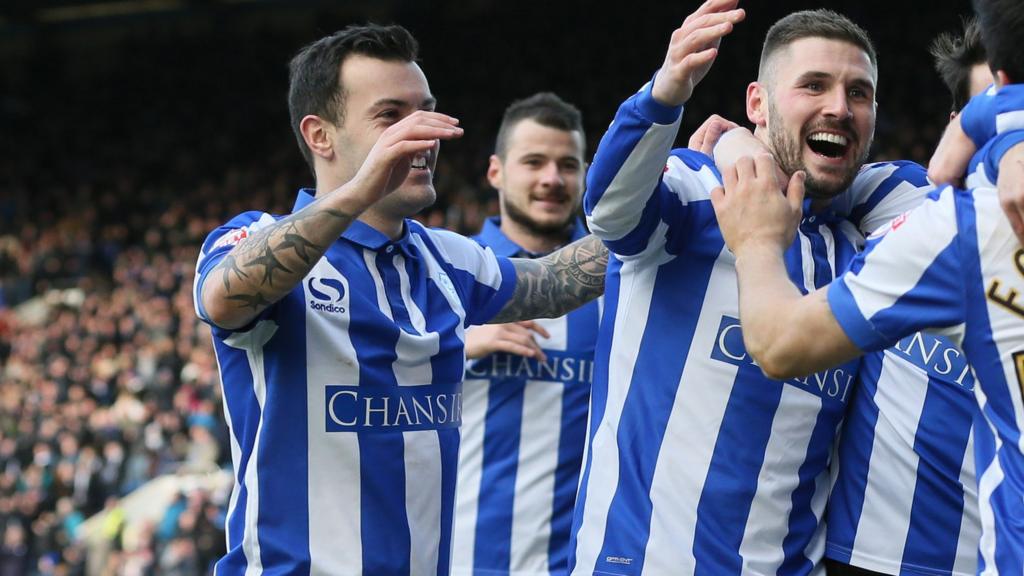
xmin=975 ymin=0 xmax=1024 ymax=83
xmin=494 ymin=92 xmax=585 ymax=159
xmin=758 ymin=10 xmax=877 ymax=82
xmin=930 ymin=18 xmax=986 ymax=111
xmin=287 ymin=24 xmax=419 ymax=171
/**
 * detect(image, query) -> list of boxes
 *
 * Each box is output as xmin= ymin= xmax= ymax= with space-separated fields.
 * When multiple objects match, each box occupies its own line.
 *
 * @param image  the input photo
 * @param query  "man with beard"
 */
xmin=708 ymin=0 xmax=1024 ymax=568
xmin=452 ymin=92 xmax=600 ymax=575
xmin=568 ymin=3 xmax=932 ymax=574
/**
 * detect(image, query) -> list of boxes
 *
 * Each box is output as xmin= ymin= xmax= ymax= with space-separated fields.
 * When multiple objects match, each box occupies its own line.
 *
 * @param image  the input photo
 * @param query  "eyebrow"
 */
xmin=794 ymin=71 xmax=875 ymax=91
xmin=369 ymin=96 xmax=438 ymax=110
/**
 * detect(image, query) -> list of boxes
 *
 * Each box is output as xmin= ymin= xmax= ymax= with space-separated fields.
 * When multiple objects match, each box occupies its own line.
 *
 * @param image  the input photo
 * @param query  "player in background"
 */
xmin=452 ymin=92 xmax=600 ymax=576
xmin=819 ymin=19 xmax=992 ymax=576
xmin=568 ymin=2 xmax=934 ymax=574
xmin=709 ymin=0 xmax=1024 ymax=570
xmin=194 ymin=25 xmax=607 ymax=575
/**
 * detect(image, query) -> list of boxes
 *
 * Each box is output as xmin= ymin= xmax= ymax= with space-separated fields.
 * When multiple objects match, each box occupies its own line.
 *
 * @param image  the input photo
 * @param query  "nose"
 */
xmin=822 ymin=88 xmax=852 ymax=119
xmin=538 ymin=162 xmax=565 ymax=187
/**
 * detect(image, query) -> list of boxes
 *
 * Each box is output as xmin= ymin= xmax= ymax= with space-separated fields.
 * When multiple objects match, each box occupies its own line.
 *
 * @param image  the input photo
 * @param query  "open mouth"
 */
xmin=411 ymin=153 xmax=429 ymax=170
xmin=806 ymin=132 xmax=849 ymax=159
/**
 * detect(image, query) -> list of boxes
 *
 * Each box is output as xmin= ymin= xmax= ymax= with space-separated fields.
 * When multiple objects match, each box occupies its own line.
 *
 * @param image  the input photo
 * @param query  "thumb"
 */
xmin=786 ymin=171 xmax=806 ymax=212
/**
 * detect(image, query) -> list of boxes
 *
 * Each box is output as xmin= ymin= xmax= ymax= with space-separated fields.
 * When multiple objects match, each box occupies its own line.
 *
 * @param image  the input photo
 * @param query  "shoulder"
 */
xmin=199 ymin=211 xmax=279 ymax=256
xmin=663 ymin=149 xmax=721 ymax=203
xmin=409 ymin=222 xmax=495 ymax=267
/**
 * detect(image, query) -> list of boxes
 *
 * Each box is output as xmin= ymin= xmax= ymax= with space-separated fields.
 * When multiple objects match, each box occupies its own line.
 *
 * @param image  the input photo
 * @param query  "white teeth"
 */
xmin=808 ymin=132 xmax=848 ymax=146
xmin=411 ymin=154 xmax=428 ymax=169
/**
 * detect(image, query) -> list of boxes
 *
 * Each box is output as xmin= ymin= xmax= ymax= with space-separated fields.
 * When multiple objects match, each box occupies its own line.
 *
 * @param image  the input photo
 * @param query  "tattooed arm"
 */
xmin=490 ymin=234 xmax=609 ymax=323
xmin=200 ymin=193 xmax=365 ymax=329
xmin=201 ymin=110 xmax=463 ymax=329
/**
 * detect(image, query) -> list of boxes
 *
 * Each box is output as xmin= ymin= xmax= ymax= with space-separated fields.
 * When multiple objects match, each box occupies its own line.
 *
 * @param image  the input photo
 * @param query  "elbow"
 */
xmin=747 ymin=338 xmax=806 ymax=381
xmin=200 ymin=287 xmax=249 ymax=331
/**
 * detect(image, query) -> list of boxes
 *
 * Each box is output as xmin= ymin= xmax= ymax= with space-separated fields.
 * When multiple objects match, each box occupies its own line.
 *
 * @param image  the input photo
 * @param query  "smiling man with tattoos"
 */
xmin=191 ymin=25 xmax=606 ymax=576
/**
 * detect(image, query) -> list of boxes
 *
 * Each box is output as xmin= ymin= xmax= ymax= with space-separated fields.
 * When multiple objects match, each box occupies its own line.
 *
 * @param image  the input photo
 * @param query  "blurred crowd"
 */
xmin=0 ymin=0 xmax=973 ymax=573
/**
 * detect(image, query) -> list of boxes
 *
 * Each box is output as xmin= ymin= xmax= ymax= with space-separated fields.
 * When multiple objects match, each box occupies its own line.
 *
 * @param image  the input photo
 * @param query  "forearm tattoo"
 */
xmin=206 ymin=201 xmax=355 ymax=321
xmin=491 ymin=235 xmax=609 ymax=323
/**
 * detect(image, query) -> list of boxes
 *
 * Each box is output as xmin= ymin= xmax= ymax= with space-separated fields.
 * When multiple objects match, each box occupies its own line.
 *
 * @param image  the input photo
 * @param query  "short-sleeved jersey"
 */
xmin=452 ymin=217 xmax=600 ymax=576
xmin=829 ymin=184 xmax=1024 ymax=574
xmin=194 ymin=189 xmax=517 ymax=575
xmin=570 ymin=82 xmax=921 ymax=575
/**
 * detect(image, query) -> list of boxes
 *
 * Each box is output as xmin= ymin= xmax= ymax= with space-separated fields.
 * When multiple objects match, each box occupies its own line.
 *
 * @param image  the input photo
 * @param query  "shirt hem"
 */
xmin=825 ymin=542 xmax=975 ymax=576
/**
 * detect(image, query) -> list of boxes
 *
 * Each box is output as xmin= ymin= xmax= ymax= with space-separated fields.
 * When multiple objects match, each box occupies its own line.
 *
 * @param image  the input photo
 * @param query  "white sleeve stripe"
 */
xmin=846 ymin=193 xmax=958 ymax=320
xmin=588 ymin=118 xmax=681 ymax=242
xmin=996 ymin=110 xmax=1024 ymax=134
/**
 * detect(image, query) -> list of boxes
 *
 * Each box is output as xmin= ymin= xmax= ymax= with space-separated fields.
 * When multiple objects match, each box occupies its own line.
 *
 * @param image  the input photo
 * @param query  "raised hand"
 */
xmin=711 ymin=154 xmax=805 ymax=257
xmin=651 ymin=0 xmax=745 ymax=107
xmin=348 ymin=110 xmax=463 ymax=208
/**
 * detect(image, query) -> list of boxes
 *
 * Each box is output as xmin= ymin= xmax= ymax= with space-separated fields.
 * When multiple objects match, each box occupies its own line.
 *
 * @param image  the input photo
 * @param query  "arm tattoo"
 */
xmin=219 ymin=254 xmax=249 ymax=293
xmin=204 ymin=198 xmax=357 ymax=326
xmin=490 ymin=235 xmax=609 ymax=323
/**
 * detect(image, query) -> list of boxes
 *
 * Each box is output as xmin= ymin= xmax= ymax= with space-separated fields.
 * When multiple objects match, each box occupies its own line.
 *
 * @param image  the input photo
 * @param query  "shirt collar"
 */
xmin=292 ymin=188 xmax=412 ymax=252
xmin=477 ymin=216 xmax=589 ymax=258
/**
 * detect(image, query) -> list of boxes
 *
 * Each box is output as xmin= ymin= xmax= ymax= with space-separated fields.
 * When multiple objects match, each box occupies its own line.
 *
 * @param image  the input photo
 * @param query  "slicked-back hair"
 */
xmin=758 ymin=10 xmax=877 ymax=84
xmin=494 ymin=92 xmax=585 ymax=160
xmin=974 ymin=0 xmax=1024 ymax=83
xmin=930 ymin=18 xmax=986 ymax=111
xmin=288 ymin=24 xmax=419 ymax=171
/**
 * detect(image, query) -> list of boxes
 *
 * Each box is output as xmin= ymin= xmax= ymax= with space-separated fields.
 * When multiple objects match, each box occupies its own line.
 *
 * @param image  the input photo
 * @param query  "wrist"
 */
xmin=733 ymin=240 xmax=786 ymax=263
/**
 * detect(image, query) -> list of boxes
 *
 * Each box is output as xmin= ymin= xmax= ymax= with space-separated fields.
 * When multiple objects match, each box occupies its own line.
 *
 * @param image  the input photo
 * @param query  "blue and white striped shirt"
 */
xmin=570 ymin=82 xmax=913 ymax=575
xmin=825 ymin=332 xmax=980 ymax=576
xmin=194 ymin=189 xmax=517 ymax=575
xmin=826 ymin=165 xmax=982 ymax=576
xmin=453 ymin=217 xmax=600 ymax=576
xmin=829 ymin=179 xmax=1024 ymax=574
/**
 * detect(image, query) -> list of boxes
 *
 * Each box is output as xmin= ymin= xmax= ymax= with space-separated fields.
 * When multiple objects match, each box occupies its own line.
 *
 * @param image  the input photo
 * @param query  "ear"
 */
xmin=746 ymin=82 xmax=768 ymax=127
xmin=996 ymin=70 xmax=1012 ymax=88
xmin=299 ymin=115 xmax=335 ymax=162
xmin=487 ymin=154 xmax=504 ymax=189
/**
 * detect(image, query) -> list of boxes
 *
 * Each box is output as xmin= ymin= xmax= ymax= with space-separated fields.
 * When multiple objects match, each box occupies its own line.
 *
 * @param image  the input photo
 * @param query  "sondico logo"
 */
xmin=307 ymin=277 xmax=346 ymax=314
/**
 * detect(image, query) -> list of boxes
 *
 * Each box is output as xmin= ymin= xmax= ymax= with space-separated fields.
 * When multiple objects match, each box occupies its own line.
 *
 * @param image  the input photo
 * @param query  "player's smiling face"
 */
xmin=753 ymin=37 xmax=877 ymax=199
xmin=490 ymin=119 xmax=585 ymax=237
xmin=334 ymin=55 xmax=440 ymax=216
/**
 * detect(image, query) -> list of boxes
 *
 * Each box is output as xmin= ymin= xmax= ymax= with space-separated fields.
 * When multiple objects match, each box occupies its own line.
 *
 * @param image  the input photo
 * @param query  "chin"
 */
xmin=387 ymin=185 xmax=437 ymax=218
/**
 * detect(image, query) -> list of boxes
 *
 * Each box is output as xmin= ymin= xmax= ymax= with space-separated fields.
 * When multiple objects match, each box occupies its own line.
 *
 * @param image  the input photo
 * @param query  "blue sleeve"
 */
xmin=584 ymin=79 xmax=687 ymax=257
xmin=960 ymin=84 xmax=1024 ymax=147
xmin=981 ymin=130 xmax=1024 ymax=180
xmin=827 ymin=188 xmax=966 ymax=352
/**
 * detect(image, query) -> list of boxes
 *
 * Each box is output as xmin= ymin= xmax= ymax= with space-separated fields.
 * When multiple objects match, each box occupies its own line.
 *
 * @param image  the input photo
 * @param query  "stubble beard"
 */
xmin=766 ymin=100 xmax=871 ymax=200
xmin=502 ymin=196 xmax=575 ymax=242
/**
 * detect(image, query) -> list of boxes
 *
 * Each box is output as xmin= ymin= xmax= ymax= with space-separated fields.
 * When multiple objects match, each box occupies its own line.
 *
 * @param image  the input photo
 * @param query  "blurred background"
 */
xmin=0 ymin=0 xmax=975 ymax=573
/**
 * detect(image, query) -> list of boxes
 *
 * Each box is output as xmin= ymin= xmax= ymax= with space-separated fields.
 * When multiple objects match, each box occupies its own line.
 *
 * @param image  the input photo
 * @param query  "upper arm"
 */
xmin=490 ymin=234 xmax=608 ymax=324
xmin=194 ymin=211 xmax=277 ymax=326
xmin=960 ymin=83 xmax=1024 ymax=146
xmin=827 ymin=188 xmax=965 ymax=352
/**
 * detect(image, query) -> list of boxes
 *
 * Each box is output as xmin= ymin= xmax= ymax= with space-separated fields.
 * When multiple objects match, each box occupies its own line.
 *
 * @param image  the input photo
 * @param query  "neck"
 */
xmin=315 ymin=175 xmax=404 ymax=240
xmin=499 ymin=217 xmax=572 ymax=254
